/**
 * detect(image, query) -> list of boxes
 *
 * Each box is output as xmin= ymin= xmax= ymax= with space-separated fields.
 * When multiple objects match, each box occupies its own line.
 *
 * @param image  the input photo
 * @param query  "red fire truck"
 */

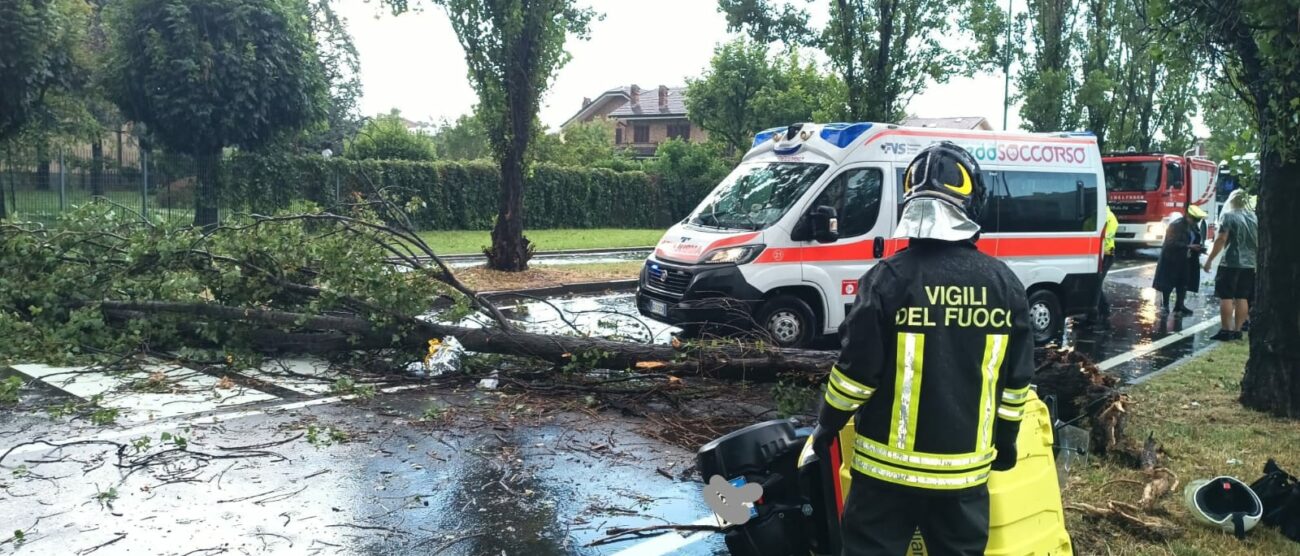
xmin=1103 ymin=152 xmax=1218 ymax=248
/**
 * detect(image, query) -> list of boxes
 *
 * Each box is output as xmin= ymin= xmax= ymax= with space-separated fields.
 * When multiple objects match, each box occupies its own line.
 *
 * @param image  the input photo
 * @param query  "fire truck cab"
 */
xmin=636 ymin=122 xmax=1108 ymax=348
xmin=1102 ymin=153 xmax=1219 ymax=248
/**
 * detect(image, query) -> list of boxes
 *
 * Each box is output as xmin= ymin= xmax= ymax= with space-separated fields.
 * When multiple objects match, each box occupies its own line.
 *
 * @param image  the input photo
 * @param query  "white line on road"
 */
xmin=608 ymin=516 xmax=720 ymax=556
xmin=1097 ymin=317 xmax=1219 ymax=371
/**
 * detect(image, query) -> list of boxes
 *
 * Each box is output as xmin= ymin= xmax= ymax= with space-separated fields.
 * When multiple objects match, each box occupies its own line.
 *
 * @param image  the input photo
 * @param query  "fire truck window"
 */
xmin=813 ymin=168 xmax=883 ymax=239
xmin=1166 ymin=162 xmax=1184 ymax=189
xmin=996 ymin=171 xmax=1098 ymax=233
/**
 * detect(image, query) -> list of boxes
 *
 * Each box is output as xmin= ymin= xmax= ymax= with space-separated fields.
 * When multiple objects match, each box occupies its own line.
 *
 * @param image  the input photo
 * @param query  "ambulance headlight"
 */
xmin=701 ymin=244 xmax=765 ymax=265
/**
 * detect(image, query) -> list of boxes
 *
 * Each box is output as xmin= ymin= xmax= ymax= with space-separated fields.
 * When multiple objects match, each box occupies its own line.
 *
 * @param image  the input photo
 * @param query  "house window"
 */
xmin=633 ymin=124 xmax=650 ymax=143
xmin=615 ymin=128 xmax=623 ymax=145
xmin=667 ymin=123 xmax=691 ymax=141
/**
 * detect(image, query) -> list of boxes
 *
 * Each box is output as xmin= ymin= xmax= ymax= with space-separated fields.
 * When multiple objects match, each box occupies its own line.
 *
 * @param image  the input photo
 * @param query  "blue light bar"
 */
xmin=751 ymin=127 xmax=785 ymax=149
xmin=819 ymin=122 xmax=873 ymax=148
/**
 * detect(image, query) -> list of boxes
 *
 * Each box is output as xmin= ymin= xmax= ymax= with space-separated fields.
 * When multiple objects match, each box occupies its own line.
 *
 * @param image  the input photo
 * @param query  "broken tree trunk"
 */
xmin=100 ymin=300 xmax=838 ymax=382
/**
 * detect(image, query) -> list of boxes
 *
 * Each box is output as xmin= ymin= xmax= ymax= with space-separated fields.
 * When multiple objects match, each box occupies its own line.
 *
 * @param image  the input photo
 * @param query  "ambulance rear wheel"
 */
xmin=1028 ymin=289 xmax=1062 ymax=344
xmin=755 ymin=295 xmax=816 ymax=348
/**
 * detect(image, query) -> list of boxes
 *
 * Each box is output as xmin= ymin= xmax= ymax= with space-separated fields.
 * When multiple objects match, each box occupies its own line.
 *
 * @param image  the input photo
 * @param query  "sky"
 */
xmin=337 ymin=0 xmax=1040 ymax=134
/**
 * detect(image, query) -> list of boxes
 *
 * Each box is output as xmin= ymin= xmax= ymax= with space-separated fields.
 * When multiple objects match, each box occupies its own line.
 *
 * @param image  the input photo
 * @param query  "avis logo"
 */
xmin=703 ymin=475 xmax=763 ymax=525
xmin=880 ymin=142 xmax=917 ymax=155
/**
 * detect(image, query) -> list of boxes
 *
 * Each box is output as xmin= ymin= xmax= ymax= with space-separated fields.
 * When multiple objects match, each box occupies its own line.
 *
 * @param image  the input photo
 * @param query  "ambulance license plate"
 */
xmin=648 ymin=299 xmax=668 ymax=317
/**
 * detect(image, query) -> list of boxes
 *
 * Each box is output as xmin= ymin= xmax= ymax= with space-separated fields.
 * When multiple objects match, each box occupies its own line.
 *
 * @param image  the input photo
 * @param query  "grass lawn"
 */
xmin=417 ymin=229 xmax=663 ymax=255
xmin=456 ymin=261 xmax=641 ymax=292
xmin=1065 ymin=341 xmax=1300 ymax=555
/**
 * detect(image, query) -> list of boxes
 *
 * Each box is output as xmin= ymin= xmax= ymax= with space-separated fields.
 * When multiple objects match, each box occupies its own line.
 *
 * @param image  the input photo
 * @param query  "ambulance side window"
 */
xmin=997 ymin=171 xmax=1099 ymax=232
xmin=812 ymin=168 xmax=883 ymax=239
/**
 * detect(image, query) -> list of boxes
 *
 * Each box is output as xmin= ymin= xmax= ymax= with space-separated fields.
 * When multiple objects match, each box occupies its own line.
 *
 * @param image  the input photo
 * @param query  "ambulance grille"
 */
xmin=644 ymin=261 xmax=692 ymax=298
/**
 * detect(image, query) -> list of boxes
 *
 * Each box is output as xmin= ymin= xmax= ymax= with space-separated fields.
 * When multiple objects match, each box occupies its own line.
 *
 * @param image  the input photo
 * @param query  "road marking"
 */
xmin=1 ymin=383 xmax=428 ymax=457
xmin=12 ymin=363 xmax=278 ymax=423
xmin=608 ymin=516 xmax=719 ymax=556
xmin=1097 ymin=317 xmax=1219 ymax=371
xmin=1107 ymin=262 xmax=1157 ymax=275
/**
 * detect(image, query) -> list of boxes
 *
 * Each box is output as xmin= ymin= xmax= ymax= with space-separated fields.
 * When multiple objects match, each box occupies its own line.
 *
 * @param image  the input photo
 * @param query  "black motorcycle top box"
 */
xmin=696 ymin=419 xmax=804 ymax=481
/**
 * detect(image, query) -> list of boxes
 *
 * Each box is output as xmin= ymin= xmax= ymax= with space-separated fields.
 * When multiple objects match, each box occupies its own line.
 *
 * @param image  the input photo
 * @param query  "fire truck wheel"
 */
xmin=755 ymin=295 xmax=816 ymax=348
xmin=1027 ymin=289 xmax=1062 ymax=344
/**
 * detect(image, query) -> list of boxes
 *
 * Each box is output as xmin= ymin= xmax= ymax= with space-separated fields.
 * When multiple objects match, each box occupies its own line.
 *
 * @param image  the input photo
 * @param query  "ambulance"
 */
xmin=636 ymin=122 xmax=1107 ymax=347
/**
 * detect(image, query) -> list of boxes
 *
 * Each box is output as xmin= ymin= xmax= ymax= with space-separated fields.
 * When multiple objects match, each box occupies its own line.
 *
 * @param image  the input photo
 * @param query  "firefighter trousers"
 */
xmin=840 ymin=476 xmax=990 ymax=556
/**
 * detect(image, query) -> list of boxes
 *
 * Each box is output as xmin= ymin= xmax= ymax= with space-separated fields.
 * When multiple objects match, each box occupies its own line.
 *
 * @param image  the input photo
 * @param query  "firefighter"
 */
xmin=800 ymin=142 xmax=1034 ymax=556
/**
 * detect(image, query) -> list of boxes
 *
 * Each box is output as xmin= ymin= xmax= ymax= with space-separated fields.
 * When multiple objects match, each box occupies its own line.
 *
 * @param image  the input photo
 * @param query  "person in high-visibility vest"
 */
xmin=1090 ymin=207 xmax=1120 ymax=328
xmin=800 ymin=142 xmax=1034 ymax=555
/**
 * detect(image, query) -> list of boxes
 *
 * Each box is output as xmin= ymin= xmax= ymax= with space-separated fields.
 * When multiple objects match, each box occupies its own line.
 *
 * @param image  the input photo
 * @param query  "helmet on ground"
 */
xmin=901 ymin=141 xmax=989 ymax=224
xmin=1183 ymin=476 xmax=1263 ymax=539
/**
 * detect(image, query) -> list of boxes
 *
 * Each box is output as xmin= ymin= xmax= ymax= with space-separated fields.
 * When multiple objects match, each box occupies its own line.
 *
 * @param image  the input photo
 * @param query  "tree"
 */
xmin=1163 ymin=0 xmax=1300 ymax=416
xmin=532 ymin=119 xmax=636 ymax=169
xmin=384 ymin=0 xmax=596 ymax=272
xmin=1203 ymin=78 xmax=1258 ymax=163
xmin=105 ymin=0 xmax=328 ymax=229
xmin=720 ymin=0 xmax=1008 ymax=122
xmin=430 ymin=112 xmax=491 ymax=161
xmin=686 ymin=40 xmax=844 ymax=153
xmin=346 ymin=111 xmax=436 ymax=161
xmin=0 ymin=0 xmax=85 ymax=218
xmin=305 ymin=0 xmax=364 ymax=153
xmin=1017 ymin=0 xmax=1081 ymax=132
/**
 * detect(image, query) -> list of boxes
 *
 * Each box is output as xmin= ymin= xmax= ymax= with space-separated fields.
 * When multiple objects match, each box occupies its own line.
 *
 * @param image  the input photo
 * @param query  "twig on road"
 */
xmin=585 ymin=524 xmax=722 ymax=547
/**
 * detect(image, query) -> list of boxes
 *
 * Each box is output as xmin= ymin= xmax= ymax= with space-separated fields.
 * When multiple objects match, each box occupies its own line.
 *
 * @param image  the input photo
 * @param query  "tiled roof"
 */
xmin=900 ymin=116 xmax=992 ymax=130
xmin=607 ymin=86 xmax=689 ymax=118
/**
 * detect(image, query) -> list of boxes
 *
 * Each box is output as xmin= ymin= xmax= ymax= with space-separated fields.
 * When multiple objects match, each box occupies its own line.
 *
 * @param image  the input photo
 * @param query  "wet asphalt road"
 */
xmin=0 ymin=251 xmax=1234 ymax=556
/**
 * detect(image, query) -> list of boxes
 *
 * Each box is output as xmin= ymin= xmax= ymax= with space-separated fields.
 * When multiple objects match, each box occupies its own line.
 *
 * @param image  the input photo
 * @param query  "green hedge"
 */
xmin=222 ymin=154 xmax=690 ymax=230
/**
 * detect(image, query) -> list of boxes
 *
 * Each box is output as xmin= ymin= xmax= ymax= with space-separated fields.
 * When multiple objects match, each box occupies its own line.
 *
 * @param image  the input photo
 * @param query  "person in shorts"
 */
xmin=1203 ymin=189 xmax=1258 ymax=341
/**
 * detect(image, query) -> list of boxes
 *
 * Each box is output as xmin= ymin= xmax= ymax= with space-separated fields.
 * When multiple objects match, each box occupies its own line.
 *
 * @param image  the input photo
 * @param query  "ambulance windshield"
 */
xmin=688 ymin=162 xmax=829 ymax=231
xmin=1104 ymin=161 xmax=1161 ymax=192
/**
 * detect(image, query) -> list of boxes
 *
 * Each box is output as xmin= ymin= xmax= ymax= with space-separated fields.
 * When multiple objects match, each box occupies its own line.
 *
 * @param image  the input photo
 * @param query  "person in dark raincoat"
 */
xmin=1152 ymin=205 xmax=1207 ymax=315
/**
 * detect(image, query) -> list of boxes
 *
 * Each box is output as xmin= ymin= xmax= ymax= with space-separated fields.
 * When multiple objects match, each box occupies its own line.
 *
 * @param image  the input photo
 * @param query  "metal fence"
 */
xmin=0 ymin=139 xmax=202 ymax=224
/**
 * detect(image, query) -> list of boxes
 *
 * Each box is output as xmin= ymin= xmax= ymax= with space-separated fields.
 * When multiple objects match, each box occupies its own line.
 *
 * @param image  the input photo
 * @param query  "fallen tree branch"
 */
xmin=100 ymin=300 xmax=838 ymax=381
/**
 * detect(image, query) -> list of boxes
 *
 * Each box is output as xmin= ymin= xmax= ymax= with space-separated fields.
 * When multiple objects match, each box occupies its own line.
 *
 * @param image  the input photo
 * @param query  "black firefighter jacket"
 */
xmin=817 ymin=238 xmax=1035 ymax=496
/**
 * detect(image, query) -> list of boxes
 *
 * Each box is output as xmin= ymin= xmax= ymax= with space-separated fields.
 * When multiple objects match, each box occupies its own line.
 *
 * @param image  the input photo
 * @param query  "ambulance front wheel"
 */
xmin=1028 ymin=289 xmax=1062 ymax=344
xmin=755 ymin=295 xmax=816 ymax=348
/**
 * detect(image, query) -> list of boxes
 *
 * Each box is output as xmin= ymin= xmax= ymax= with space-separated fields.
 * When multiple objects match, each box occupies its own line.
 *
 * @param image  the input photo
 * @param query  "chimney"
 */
xmin=582 ymin=97 xmax=592 ymax=109
xmin=629 ymin=85 xmax=641 ymax=106
xmin=658 ymin=86 xmax=669 ymax=111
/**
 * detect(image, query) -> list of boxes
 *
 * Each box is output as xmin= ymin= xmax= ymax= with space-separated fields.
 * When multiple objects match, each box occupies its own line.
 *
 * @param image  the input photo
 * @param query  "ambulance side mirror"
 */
xmin=812 ymin=205 xmax=839 ymax=244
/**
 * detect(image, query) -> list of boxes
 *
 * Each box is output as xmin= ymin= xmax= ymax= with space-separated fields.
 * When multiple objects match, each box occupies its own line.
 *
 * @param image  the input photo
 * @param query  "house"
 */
xmin=899 ymin=116 xmax=994 ymax=131
xmin=563 ymin=84 xmax=706 ymax=156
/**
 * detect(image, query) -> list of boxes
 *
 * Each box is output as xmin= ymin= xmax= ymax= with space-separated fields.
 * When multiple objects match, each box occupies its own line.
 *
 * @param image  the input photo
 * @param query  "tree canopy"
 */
xmin=104 ymin=0 xmax=329 ymax=228
xmin=346 ymin=111 xmax=436 ymax=162
xmin=686 ymin=39 xmax=844 ymax=153
xmin=0 ymin=0 xmax=86 ymax=142
xmin=719 ymin=0 xmax=1008 ymax=122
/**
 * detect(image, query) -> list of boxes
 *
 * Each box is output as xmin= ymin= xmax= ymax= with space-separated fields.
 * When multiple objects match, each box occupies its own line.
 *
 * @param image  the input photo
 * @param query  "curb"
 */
xmin=440 ymin=246 xmax=654 ymax=262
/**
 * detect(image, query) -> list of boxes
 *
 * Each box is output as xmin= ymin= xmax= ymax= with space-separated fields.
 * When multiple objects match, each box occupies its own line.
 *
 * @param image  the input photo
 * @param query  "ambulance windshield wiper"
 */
xmin=703 ymin=209 xmax=759 ymax=231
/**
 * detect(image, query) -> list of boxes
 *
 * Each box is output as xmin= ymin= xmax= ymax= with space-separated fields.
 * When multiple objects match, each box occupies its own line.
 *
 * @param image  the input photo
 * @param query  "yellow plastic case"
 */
xmin=836 ymin=390 xmax=1072 ymax=555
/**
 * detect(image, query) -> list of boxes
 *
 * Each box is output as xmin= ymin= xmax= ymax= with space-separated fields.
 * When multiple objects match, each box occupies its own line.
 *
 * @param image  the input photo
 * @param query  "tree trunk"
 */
xmin=1240 ymin=154 xmax=1300 ymax=416
xmin=90 ymin=137 xmax=105 ymax=197
xmin=99 ymin=300 xmax=838 ymax=382
xmin=484 ymin=149 xmax=531 ymax=271
xmin=194 ymin=151 xmax=221 ymax=231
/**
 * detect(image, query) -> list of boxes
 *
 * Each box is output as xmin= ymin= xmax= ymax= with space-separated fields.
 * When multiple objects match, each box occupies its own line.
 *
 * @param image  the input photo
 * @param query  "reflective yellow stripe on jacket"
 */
xmin=848 ymin=332 xmax=1011 ymax=490
xmin=824 ymin=366 xmax=875 ymax=412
